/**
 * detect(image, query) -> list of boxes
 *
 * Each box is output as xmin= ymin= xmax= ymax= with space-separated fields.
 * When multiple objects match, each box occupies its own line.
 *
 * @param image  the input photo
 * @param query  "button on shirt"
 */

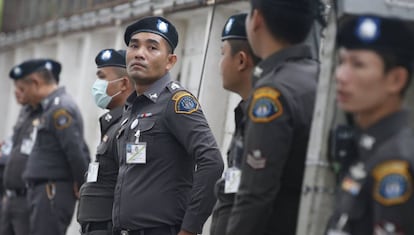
xmin=113 ymin=73 xmax=224 ymax=233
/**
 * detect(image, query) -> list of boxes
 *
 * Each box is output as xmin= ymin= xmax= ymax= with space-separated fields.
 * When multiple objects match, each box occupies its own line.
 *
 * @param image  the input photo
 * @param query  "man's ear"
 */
xmin=237 ymin=51 xmax=249 ymax=72
xmin=386 ymin=66 xmax=408 ymax=95
xmin=251 ymin=9 xmax=263 ymax=32
xmin=120 ymin=76 xmax=129 ymax=91
xmin=166 ymin=54 xmax=177 ymax=71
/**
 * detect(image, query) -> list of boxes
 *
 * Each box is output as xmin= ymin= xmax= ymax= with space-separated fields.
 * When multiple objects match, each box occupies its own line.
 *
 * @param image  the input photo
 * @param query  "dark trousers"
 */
xmin=0 ymin=194 xmax=29 ymax=235
xmin=27 ymin=181 xmax=76 ymax=235
xmin=210 ymin=179 xmax=235 ymax=235
xmin=114 ymin=225 xmax=180 ymax=235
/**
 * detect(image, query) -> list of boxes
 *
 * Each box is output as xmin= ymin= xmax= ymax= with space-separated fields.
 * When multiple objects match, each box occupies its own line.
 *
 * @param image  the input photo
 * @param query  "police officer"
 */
xmin=226 ymin=0 xmax=319 ymax=234
xmin=11 ymin=59 xmax=90 ymax=235
xmin=0 ymin=59 xmax=61 ymax=235
xmin=326 ymin=15 xmax=414 ymax=235
xmin=113 ymin=16 xmax=224 ymax=235
xmin=210 ymin=13 xmax=259 ymax=235
xmin=77 ymin=48 xmax=134 ymax=235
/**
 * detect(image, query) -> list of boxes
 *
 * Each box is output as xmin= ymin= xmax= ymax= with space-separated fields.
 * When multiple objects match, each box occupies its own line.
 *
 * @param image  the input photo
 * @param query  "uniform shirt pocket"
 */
xmin=136 ymin=119 xmax=156 ymax=143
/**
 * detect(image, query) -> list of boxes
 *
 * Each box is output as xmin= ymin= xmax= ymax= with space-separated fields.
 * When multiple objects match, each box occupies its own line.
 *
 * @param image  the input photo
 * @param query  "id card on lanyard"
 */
xmin=126 ymin=120 xmax=147 ymax=164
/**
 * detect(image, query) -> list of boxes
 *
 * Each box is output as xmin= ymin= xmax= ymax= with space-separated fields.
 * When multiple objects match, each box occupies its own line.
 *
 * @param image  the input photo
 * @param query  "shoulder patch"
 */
xmin=53 ymin=109 xmax=72 ymax=130
xmin=372 ymin=160 xmax=412 ymax=206
xmin=249 ymin=87 xmax=283 ymax=123
xmin=172 ymin=91 xmax=199 ymax=114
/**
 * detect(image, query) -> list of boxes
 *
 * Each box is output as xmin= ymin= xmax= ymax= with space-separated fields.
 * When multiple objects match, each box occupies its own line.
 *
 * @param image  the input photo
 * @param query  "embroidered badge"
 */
xmin=157 ymin=19 xmax=168 ymax=33
xmin=101 ymin=50 xmax=112 ymax=61
xmin=356 ymin=17 xmax=380 ymax=43
xmin=53 ymin=109 xmax=72 ymax=130
xmin=45 ymin=61 xmax=53 ymax=71
xmin=373 ymin=160 xmax=412 ymax=206
xmin=172 ymin=91 xmax=199 ymax=114
xmin=249 ymin=87 xmax=283 ymax=123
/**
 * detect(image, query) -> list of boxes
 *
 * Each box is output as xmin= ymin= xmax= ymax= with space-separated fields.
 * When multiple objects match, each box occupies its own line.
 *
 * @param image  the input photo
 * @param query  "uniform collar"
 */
xmin=252 ymin=44 xmax=313 ymax=81
xmin=125 ymin=73 xmax=171 ymax=108
xmin=357 ymin=110 xmax=410 ymax=151
xmin=99 ymin=106 xmax=124 ymax=135
xmin=143 ymin=73 xmax=171 ymax=103
xmin=40 ymin=87 xmax=65 ymax=110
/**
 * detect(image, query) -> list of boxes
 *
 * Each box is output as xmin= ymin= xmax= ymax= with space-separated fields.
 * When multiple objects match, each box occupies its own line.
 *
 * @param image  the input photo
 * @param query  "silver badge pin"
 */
xmin=130 ymin=119 xmax=139 ymax=129
xmin=359 ymin=134 xmax=375 ymax=150
xmin=350 ymin=162 xmax=367 ymax=179
xmin=105 ymin=113 xmax=112 ymax=122
xmin=120 ymin=118 xmax=128 ymax=126
xmin=54 ymin=97 xmax=60 ymax=105
xmin=149 ymin=93 xmax=158 ymax=99
xmin=253 ymin=66 xmax=263 ymax=77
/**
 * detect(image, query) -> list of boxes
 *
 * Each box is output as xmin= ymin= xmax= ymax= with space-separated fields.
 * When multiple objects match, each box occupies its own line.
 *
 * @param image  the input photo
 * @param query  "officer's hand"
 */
xmin=73 ymin=182 xmax=80 ymax=199
xmin=178 ymin=230 xmax=196 ymax=235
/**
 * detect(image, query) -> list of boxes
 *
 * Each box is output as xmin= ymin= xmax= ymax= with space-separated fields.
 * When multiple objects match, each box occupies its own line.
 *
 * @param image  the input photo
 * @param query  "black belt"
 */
xmin=115 ymin=225 xmax=180 ymax=235
xmin=82 ymin=221 xmax=112 ymax=233
xmin=5 ymin=188 xmax=27 ymax=197
xmin=25 ymin=179 xmax=69 ymax=188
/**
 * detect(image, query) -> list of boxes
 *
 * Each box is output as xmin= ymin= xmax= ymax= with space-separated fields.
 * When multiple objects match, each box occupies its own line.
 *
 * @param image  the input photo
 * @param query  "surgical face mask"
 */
xmin=91 ymin=77 xmax=123 ymax=109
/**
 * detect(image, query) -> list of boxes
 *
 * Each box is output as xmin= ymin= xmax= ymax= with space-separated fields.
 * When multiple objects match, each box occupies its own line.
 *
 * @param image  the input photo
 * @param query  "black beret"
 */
xmin=124 ymin=16 xmax=178 ymax=52
xmin=95 ymin=49 xmax=126 ymax=68
xmin=9 ymin=59 xmax=61 ymax=82
xmin=337 ymin=15 xmax=414 ymax=62
xmin=222 ymin=13 xmax=247 ymax=41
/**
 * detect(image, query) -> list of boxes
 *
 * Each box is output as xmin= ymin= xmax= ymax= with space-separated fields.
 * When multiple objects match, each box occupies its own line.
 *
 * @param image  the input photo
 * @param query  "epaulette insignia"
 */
xmin=53 ymin=109 xmax=72 ymax=130
xmin=373 ymin=160 xmax=412 ymax=206
xmin=249 ymin=87 xmax=283 ymax=123
xmin=172 ymin=91 xmax=199 ymax=114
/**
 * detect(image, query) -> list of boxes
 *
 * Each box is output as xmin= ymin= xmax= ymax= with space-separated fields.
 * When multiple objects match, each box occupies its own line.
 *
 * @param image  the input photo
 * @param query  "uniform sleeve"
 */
xmin=227 ymin=87 xmax=293 ymax=235
xmin=51 ymin=108 xmax=90 ymax=188
xmin=164 ymin=91 xmax=224 ymax=234
xmin=371 ymin=160 xmax=414 ymax=234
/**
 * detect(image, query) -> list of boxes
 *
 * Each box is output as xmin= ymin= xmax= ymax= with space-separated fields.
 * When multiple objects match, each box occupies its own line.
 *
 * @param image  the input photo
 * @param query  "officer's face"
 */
xmin=96 ymin=67 xmax=128 ymax=109
xmin=220 ymin=40 xmax=242 ymax=92
xmin=14 ymin=79 xmax=33 ymax=105
xmin=335 ymin=48 xmax=391 ymax=114
xmin=126 ymin=32 xmax=177 ymax=86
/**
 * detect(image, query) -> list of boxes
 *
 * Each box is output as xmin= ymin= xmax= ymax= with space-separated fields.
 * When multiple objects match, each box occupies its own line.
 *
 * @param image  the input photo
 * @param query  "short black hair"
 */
xmin=250 ymin=0 xmax=314 ymax=44
xmin=35 ymin=68 xmax=57 ymax=84
xmin=228 ymin=40 xmax=260 ymax=65
xmin=376 ymin=49 xmax=413 ymax=96
xmin=112 ymin=66 xmax=129 ymax=78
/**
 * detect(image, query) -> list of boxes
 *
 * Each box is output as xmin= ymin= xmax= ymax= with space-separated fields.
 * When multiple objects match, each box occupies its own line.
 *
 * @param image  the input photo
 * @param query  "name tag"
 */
xmin=87 ymin=162 xmax=99 ymax=183
xmin=225 ymin=167 xmax=241 ymax=194
xmin=20 ymin=138 xmax=34 ymax=155
xmin=126 ymin=142 xmax=146 ymax=164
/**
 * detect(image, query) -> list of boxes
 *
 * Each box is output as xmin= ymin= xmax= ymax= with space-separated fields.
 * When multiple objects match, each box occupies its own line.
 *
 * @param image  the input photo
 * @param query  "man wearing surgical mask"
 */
xmin=77 ymin=48 xmax=134 ymax=235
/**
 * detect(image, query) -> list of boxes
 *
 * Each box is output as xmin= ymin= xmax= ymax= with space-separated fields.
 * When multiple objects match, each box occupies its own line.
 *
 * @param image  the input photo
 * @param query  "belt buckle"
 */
xmin=120 ymin=230 xmax=129 ymax=235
